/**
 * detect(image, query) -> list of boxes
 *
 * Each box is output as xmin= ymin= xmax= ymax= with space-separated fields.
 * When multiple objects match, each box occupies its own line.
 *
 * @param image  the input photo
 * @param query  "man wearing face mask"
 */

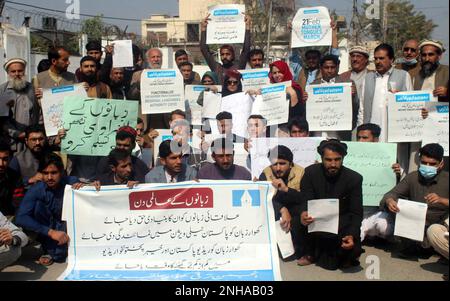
xmin=380 ymin=143 xmax=449 ymax=259
xmin=396 ymin=39 xmax=421 ymax=78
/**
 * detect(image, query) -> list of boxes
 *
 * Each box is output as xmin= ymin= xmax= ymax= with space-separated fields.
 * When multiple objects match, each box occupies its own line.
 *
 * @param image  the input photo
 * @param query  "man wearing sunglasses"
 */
xmin=396 ymin=39 xmax=421 ymax=78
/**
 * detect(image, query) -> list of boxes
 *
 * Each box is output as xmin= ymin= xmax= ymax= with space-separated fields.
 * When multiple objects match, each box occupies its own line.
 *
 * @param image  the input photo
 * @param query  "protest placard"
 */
xmin=291 ymin=7 xmax=332 ymax=48
xmin=41 ymin=84 xmax=87 ymax=136
xmin=221 ymin=92 xmax=253 ymax=139
xmin=250 ymin=137 xmax=322 ymax=179
xmin=240 ymin=68 xmax=270 ymax=92
xmin=201 ymin=91 xmax=222 ymax=119
xmin=141 ymin=69 xmax=184 ymax=114
xmin=112 ymin=40 xmax=134 ymax=68
xmin=185 ymin=85 xmax=221 ymax=126
xmin=422 ymin=103 xmax=449 ymax=156
xmin=344 ymin=142 xmax=398 ymax=206
xmin=251 ymin=83 xmax=289 ymax=126
xmin=306 ymin=83 xmax=353 ymax=131
xmin=61 ymin=96 xmax=138 ymax=156
xmin=58 ymin=181 xmax=281 ymax=281
xmin=388 ymin=91 xmax=435 ymax=143
xmin=207 ymin=4 xmax=246 ymax=45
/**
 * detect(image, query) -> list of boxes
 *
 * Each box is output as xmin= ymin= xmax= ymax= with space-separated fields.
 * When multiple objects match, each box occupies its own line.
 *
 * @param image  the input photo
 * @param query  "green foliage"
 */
xmin=81 ymin=15 xmax=105 ymax=42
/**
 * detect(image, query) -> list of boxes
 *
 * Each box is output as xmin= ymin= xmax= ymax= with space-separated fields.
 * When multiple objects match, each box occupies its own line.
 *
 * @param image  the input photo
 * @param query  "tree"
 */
xmin=359 ymin=0 xmax=437 ymax=55
xmin=81 ymin=15 xmax=105 ymax=41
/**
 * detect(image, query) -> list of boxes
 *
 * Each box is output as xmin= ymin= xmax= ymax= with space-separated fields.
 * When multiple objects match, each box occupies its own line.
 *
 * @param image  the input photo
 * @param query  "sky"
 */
xmin=3 ymin=0 xmax=449 ymax=62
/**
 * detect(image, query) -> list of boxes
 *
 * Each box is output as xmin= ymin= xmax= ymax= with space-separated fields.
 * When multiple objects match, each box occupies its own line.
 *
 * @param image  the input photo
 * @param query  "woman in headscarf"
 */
xmin=269 ymin=60 xmax=306 ymax=121
xmin=221 ymin=69 xmax=243 ymax=97
xmin=196 ymin=71 xmax=220 ymax=106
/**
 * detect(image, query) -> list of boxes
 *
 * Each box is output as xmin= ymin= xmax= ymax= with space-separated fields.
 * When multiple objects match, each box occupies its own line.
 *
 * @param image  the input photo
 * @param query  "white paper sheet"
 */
xmin=275 ymin=220 xmax=295 ymax=259
xmin=207 ymin=4 xmax=246 ymax=45
xmin=202 ymin=91 xmax=222 ymax=119
xmin=394 ymin=199 xmax=428 ymax=242
xmin=221 ymin=92 xmax=253 ymax=139
xmin=251 ymin=83 xmax=289 ymax=126
xmin=308 ymin=199 xmax=339 ymax=234
xmin=240 ymin=68 xmax=270 ymax=92
xmin=422 ymin=103 xmax=449 ymax=156
xmin=112 ymin=40 xmax=134 ymax=68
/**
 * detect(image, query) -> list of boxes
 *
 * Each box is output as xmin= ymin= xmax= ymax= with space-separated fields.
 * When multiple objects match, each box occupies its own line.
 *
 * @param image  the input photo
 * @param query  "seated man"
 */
xmin=379 ymin=143 xmax=449 ymax=259
xmin=0 ymin=211 xmax=28 ymax=271
xmin=0 ymin=141 xmax=24 ymax=217
xmin=197 ymin=138 xmax=251 ymax=180
xmin=97 ymin=149 xmax=140 ymax=188
xmin=298 ymin=139 xmax=363 ymax=270
xmin=427 ymin=218 xmax=449 ymax=281
xmin=96 ymin=126 xmax=150 ymax=183
xmin=16 ymin=153 xmax=84 ymax=265
xmin=9 ymin=125 xmax=54 ymax=189
xmin=145 ymin=140 xmax=197 ymax=183
xmin=259 ymin=146 xmax=304 ymax=259
xmin=288 ymin=117 xmax=310 ymax=138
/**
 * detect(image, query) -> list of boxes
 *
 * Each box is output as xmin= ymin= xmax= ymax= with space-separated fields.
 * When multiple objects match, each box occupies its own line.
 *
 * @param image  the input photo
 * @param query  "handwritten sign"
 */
xmin=251 ymin=83 xmax=289 ymax=126
xmin=422 ymin=103 xmax=449 ymax=156
xmin=185 ymin=85 xmax=221 ymax=126
xmin=250 ymin=137 xmax=322 ymax=179
xmin=344 ymin=142 xmax=398 ymax=206
xmin=240 ymin=68 xmax=270 ymax=92
xmin=41 ymin=84 xmax=87 ymax=136
xmin=58 ymin=181 xmax=281 ymax=281
xmin=61 ymin=96 xmax=138 ymax=156
xmin=306 ymin=83 xmax=353 ymax=131
xmin=207 ymin=4 xmax=246 ymax=45
xmin=291 ymin=6 xmax=332 ymax=48
xmin=112 ymin=40 xmax=134 ymax=68
xmin=141 ymin=69 xmax=184 ymax=114
xmin=221 ymin=92 xmax=253 ymax=139
xmin=388 ymin=91 xmax=435 ymax=143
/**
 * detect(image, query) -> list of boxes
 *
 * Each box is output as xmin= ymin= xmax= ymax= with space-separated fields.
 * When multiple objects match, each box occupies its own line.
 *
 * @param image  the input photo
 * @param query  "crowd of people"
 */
xmin=0 ymin=12 xmax=448 ymax=280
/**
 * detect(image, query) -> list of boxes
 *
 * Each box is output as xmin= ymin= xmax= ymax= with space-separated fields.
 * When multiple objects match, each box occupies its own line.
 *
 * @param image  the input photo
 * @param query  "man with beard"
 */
xmin=78 ymin=56 xmax=112 ymax=99
xmin=75 ymin=41 xmax=113 ymax=83
xmin=9 ymin=125 xmax=54 ymax=189
xmin=197 ymin=138 xmax=251 ymax=180
xmin=179 ymin=62 xmax=201 ymax=85
xmin=259 ymin=146 xmax=305 ymax=260
xmin=109 ymin=67 xmax=127 ymax=100
xmin=200 ymin=14 xmax=252 ymax=84
xmin=414 ymin=40 xmax=449 ymax=102
xmin=33 ymin=46 xmax=77 ymax=98
xmin=247 ymin=49 xmax=265 ymax=69
xmin=297 ymin=139 xmax=363 ymax=270
xmin=396 ymin=39 xmax=421 ymax=78
xmin=145 ymin=139 xmax=197 ymax=183
xmin=0 ymin=58 xmax=40 ymax=153
xmin=96 ymin=148 xmax=140 ymax=188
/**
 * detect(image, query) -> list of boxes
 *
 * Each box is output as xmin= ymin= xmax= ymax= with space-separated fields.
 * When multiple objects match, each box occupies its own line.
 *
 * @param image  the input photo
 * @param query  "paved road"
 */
xmin=0 ymin=240 xmax=447 ymax=281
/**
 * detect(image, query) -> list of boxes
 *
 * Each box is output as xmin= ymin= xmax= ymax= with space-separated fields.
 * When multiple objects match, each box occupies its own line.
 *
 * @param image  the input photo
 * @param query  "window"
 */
xmin=186 ymin=23 xmax=200 ymax=42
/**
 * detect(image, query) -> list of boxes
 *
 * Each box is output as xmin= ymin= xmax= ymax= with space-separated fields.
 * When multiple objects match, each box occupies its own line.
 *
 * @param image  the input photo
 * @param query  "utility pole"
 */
xmin=382 ymin=0 xmax=388 ymax=42
xmin=350 ymin=0 xmax=360 ymax=44
xmin=266 ymin=0 xmax=273 ymax=61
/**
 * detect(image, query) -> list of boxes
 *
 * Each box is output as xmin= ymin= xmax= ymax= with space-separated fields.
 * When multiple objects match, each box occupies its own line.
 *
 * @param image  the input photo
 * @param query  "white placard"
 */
xmin=388 ymin=91 xmax=436 ymax=143
xmin=221 ymin=92 xmax=254 ymax=139
xmin=240 ymin=68 xmax=270 ymax=92
xmin=291 ymin=7 xmax=332 ymax=48
xmin=250 ymin=137 xmax=322 ymax=179
xmin=202 ymin=91 xmax=222 ymax=119
xmin=422 ymin=103 xmax=449 ymax=156
xmin=394 ymin=199 xmax=428 ymax=242
xmin=141 ymin=69 xmax=184 ymax=114
xmin=207 ymin=4 xmax=246 ymax=45
xmin=251 ymin=83 xmax=289 ymax=126
xmin=41 ymin=84 xmax=87 ymax=136
xmin=308 ymin=199 xmax=339 ymax=234
xmin=275 ymin=220 xmax=295 ymax=259
xmin=112 ymin=40 xmax=134 ymax=68
xmin=58 ymin=181 xmax=281 ymax=281
xmin=306 ymin=83 xmax=353 ymax=131
xmin=185 ymin=85 xmax=221 ymax=126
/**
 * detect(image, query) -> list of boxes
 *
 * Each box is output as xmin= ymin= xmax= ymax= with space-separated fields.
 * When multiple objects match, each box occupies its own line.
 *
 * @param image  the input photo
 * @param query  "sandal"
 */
xmin=38 ymin=255 xmax=54 ymax=266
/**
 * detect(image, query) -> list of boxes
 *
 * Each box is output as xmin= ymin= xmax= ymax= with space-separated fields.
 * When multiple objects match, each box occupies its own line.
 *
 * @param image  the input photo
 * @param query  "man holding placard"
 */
xmin=298 ymin=139 xmax=363 ymax=270
xmin=379 ymin=144 xmax=449 ymax=259
xmin=200 ymin=6 xmax=252 ymax=85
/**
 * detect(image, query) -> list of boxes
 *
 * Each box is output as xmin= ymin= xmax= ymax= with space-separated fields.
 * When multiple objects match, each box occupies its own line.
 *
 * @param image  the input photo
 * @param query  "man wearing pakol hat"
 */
xmin=414 ymin=40 xmax=449 ymax=102
xmin=259 ymin=145 xmax=305 ymax=261
xmin=297 ymin=139 xmax=364 ymax=270
xmin=341 ymin=46 xmax=371 ymax=105
xmin=0 ymin=58 xmax=40 ymax=152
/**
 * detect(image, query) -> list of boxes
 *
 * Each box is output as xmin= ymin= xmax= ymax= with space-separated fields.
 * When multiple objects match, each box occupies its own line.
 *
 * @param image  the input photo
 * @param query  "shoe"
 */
xmin=296 ymin=256 xmax=314 ymax=266
xmin=38 ymin=254 xmax=54 ymax=266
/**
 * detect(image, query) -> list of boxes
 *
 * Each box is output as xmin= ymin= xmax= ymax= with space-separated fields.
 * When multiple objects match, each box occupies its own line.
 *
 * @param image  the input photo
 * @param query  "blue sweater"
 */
xmin=16 ymin=176 xmax=79 ymax=236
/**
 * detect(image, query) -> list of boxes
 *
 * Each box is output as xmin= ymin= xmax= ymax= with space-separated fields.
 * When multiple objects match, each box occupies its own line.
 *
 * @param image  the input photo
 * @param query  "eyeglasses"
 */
xmin=403 ymin=47 xmax=417 ymax=52
xmin=227 ymin=80 xmax=239 ymax=86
